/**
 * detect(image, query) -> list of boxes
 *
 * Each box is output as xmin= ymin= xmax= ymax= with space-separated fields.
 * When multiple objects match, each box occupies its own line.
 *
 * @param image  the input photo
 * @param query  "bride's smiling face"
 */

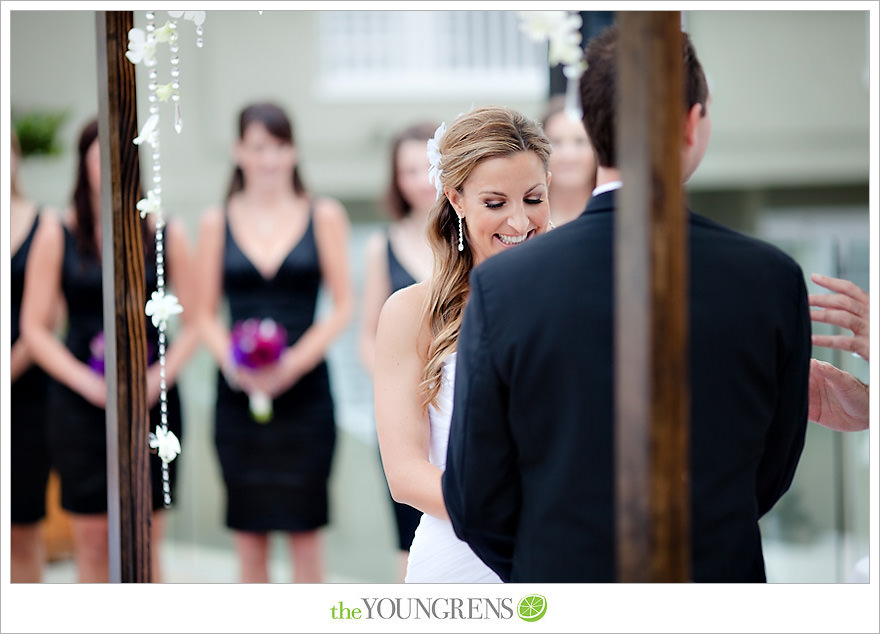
xmin=445 ymin=150 xmax=551 ymax=266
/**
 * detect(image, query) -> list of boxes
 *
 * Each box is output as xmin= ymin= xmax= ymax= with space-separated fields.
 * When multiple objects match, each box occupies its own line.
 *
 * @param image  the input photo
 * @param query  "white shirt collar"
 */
xmin=592 ymin=181 xmax=623 ymax=196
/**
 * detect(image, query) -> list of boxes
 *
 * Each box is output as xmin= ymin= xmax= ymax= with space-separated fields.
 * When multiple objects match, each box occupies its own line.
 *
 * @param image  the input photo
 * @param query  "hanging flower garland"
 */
xmin=519 ymin=11 xmax=588 ymax=120
xmin=126 ymin=10 xmax=205 ymax=507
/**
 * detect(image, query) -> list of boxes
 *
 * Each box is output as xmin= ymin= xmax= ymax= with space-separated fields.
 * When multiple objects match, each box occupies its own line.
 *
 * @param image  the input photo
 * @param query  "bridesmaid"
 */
xmin=21 ymin=118 xmax=198 ymax=582
xmin=358 ymin=121 xmax=437 ymax=581
xmin=541 ymin=94 xmax=597 ymax=226
xmin=195 ymin=102 xmax=353 ymax=583
xmin=9 ymin=130 xmax=54 ymax=582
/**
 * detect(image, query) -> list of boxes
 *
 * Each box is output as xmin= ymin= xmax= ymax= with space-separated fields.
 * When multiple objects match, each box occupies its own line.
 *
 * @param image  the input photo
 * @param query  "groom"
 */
xmin=441 ymin=23 xmax=811 ymax=582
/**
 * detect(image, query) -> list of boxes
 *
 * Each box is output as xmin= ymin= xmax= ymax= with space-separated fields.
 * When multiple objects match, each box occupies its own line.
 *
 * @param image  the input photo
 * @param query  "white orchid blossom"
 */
xmin=125 ymin=28 xmax=157 ymax=66
xmin=136 ymin=190 xmax=163 ymax=219
xmin=518 ymin=11 xmax=563 ymax=40
xmin=156 ymin=82 xmax=175 ymax=102
xmin=519 ymin=11 xmax=578 ymax=44
xmin=168 ymin=10 xmax=206 ymax=26
xmin=153 ymin=20 xmax=175 ymax=43
xmin=150 ymin=427 xmax=181 ymax=463
xmin=426 ymin=122 xmax=446 ymax=200
xmin=145 ymin=291 xmax=183 ymax=328
xmin=133 ymin=114 xmax=160 ymax=148
xmin=519 ymin=10 xmax=584 ymax=69
xmin=548 ymin=27 xmax=584 ymax=68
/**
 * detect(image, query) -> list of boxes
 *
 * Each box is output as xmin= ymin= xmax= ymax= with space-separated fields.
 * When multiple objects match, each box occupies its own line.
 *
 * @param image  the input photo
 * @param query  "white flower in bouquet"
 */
xmin=248 ymin=392 xmax=274 ymax=424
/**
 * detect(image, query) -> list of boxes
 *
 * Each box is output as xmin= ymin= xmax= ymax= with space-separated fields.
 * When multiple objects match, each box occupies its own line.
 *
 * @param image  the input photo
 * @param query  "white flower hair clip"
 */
xmin=426 ymin=121 xmax=446 ymax=200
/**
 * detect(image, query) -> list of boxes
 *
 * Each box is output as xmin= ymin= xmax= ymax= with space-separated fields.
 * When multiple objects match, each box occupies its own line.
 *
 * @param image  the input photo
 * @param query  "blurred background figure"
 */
xmin=195 ymin=102 xmax=354 ymax=583
xmin=358 ymin=121 xmax=437 ymax=581
xmin=9 ymin=130 xmax=53 ymax=583
xmin=20 ymin=118 xmax=197 ymax=582
xmin=541 ymin=94 xmax=597 ymax=226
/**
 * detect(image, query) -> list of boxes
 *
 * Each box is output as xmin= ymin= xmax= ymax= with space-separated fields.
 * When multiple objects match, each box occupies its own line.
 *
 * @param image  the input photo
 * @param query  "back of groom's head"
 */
xmin=579 ymin=23 xmax=709 ymax=169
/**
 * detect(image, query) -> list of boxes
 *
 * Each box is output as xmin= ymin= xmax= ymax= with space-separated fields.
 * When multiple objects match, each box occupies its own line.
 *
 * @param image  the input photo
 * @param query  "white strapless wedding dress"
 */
xmin=405 ymin=353 xmax=502 ymax=583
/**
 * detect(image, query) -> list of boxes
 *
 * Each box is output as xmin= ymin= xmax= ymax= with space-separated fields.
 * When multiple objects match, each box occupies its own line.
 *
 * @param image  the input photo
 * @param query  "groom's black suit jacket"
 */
xmin=442 ymin=190 xmax=811 ymax=582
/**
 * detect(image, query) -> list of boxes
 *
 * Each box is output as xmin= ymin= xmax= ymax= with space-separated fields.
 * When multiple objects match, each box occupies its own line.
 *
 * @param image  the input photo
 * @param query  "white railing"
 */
xmin=317 ymin=10 xmax=548 ymax=102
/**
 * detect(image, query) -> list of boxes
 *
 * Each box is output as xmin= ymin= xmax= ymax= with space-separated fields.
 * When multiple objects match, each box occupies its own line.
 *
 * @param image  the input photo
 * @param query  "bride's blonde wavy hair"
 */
xmin=418 ymin=105 xmax=551 ymax=411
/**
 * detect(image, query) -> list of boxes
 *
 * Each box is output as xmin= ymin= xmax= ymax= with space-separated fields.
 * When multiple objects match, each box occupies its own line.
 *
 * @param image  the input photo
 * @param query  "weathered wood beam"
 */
xmin=615 ymin=10 xmax=691 ymax=582
xmin=95 ymin=10 xmax=152 ymax=583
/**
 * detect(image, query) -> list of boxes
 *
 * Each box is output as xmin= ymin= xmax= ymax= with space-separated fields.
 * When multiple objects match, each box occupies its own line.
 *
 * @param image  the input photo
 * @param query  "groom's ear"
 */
xmin=683 ymin=103 xmax=702 ymax=148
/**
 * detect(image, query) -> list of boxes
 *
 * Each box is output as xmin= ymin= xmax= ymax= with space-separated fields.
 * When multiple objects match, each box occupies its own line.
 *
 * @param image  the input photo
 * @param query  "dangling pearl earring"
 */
xmin=457 ymin=215 xmax=464 ymax=252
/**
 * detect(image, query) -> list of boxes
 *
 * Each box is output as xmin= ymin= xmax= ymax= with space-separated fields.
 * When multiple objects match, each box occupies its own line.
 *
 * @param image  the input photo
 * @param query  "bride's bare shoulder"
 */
xmin=376 ymin=281 xmax=431 ymax=350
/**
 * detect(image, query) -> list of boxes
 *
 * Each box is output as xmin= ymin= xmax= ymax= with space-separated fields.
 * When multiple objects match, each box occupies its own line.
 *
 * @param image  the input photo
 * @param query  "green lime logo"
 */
xmin=517 ymin=594 xmax=547 ymax=622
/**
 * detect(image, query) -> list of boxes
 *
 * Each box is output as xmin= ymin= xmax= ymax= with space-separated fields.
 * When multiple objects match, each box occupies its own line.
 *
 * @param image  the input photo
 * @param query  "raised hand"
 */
xmin=809 ymin=273 xmax=869 ymax=361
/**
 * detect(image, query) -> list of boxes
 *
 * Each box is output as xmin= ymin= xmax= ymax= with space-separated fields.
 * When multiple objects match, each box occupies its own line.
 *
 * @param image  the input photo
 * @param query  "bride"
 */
xmin=373 ymin=106 xmax=552 ymax=582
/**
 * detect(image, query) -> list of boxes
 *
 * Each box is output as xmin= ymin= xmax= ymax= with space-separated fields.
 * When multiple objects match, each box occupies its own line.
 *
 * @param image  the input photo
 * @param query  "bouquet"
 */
xmin=88 ymin=331 xmax=106 ymax=375
xmin=229 ymin=318 xmax=288 ymax=423
xmin=88 ymin=331 xmax=154 ymax=375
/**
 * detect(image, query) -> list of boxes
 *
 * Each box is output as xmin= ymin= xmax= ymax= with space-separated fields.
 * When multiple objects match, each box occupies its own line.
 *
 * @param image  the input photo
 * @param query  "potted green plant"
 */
xmin=11 ymin=108 xmax=70 ymax=157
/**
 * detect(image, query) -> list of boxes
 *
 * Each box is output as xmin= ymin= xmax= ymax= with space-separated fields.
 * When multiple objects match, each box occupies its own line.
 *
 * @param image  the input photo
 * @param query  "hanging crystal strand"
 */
xmin=168 ymin=17 xmax=182 ymax=133
xmin=152 ymin=124 xmax=170 ymax=508
xmin=145 ymin=10 xmax=160 ymax=165
xmin=145 ymin=9 xmax=173 ymax=508
xmin=195 ymin=20 xmax=204 ymax=48
xmin=145 ymin=10 xmax=155 ymax=42
xmin=155 ymin=223 xmax=171 ymax=508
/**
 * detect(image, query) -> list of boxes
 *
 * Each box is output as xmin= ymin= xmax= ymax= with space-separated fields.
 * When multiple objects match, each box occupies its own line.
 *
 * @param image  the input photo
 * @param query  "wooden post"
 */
xmin=615 ymin=11 xmax=691 ymax=582
xmin=95 ymin=10 xmax=152 ymax=583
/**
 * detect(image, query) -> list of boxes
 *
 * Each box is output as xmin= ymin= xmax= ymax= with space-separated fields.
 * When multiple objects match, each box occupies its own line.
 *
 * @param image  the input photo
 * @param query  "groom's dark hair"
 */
xmin=579 ymin=23 xmax=709 ymax=168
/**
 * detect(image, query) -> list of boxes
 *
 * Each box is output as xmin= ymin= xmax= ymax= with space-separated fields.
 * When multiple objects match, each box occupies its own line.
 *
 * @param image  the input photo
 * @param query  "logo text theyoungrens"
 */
xmin=330 ymin=597 xmax=515 ymax=620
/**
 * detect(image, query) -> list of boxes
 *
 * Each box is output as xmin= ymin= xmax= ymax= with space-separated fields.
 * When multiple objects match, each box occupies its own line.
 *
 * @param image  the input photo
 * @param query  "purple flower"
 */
xmin=88 ymin=332 xmax=106 ymax=375
xmin=230 ymin=318 xmax=288 ymax=370
xmin=229 ymin=318 xmax=288 ymax=423
xmin=88 ymin=331 xmax=156 ymax=375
